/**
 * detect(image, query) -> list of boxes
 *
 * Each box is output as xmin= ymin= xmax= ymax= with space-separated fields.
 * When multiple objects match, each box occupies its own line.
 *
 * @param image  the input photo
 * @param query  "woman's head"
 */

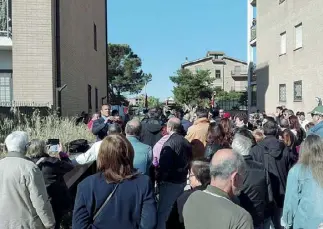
xmin=27 ymin=139 xmax=48 ymax=158
xmin=289 ymin=115 xmax=301 ymax=131
xmin=189 ymin=160 xmax=211 ymax=188
xmin=207 ymin=123 xmax=225 ymax=145
xmin=234 ymin=128 xmax=257 ymax=146
xmin=282 ymin=129 xmax=296 ymax=148
xmin=97 ymin=134 xmax=136 ymax=182
xmin=220 ymin=118 xmax=232 ymax=134
xmin=299 ymin=135 xmax=323 ymax=187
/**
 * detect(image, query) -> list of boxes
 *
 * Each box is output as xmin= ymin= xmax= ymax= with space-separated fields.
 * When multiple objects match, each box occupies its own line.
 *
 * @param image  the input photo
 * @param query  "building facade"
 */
xmin=0 ymin=0 xmax=108 ymax=116
xmin=249 ymin=0 xmax=323 ymax=114
xmin=182 ymin=51 xmax=248 ymax=92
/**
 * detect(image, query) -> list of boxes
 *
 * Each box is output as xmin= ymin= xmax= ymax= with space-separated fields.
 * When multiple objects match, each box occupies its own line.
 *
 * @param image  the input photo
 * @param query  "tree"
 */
xmin=147 ymin=96 xmax=160 ymax=108
xmin=170 ymin=69 xmax=213 ymax=105
xmin=108 ymin=44 xmax=152 ymax=99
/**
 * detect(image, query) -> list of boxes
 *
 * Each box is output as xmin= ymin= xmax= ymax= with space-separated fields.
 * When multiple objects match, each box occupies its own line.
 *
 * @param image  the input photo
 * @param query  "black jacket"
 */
xmin=140 ymin=118 xmax=163 ymax=147
xmin=31 ymin=155 xmax=74 ymax=214
xmin=167 ymin=186 xmax=205 ymax=229
xmin=92 ymin=117 xmax=111 ymax=140
xmin=204 ymin=143 xmax=223 ymax=161
xmin=239 ymin=155 xmax=273 ymax=227
xmin=250 ymin=136 xmax=293 ymax=208
xmin=157 ymin=133 xmax=192 ymax=184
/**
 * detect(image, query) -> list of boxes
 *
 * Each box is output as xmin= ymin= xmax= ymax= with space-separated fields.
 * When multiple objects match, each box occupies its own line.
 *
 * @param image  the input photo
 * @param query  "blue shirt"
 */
xmin=127 ymin=136 xmax=153 ymax=175
xmin=307 ymin=121 xmax=323 ymax=138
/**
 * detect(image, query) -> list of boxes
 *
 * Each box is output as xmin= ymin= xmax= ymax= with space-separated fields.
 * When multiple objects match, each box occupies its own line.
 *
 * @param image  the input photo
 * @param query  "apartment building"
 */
xmin=0 ymin=0 xmax=108 ymax=116
xmin=182 ymin=51 xmax=248 ymax=92
xmin=248 ymin=0 xmax=323 ymax=114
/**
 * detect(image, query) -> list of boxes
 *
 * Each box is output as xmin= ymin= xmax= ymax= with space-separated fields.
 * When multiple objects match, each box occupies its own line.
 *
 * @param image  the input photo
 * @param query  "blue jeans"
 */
xmin=157 ymin=182 xmax=186 ymax=229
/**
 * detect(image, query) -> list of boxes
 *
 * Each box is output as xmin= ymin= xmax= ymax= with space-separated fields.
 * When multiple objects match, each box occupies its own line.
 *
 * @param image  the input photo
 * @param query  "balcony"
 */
xmin=231 ymin=66 xmax=248 ymax=79
xmin=250 ymin=19 xmax=256 ymax=47
xmin=250 ymin=0 xmax=256 ymax=7
xmin=0 ymin=0 xmax=12 ymax=49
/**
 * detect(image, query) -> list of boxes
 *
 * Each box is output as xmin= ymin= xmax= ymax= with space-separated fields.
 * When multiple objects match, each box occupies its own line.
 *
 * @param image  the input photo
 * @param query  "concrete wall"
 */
xmin=0 ymin=50 xmax=12 ymax=69
xmin=256 ymin=0 xmax=323 ymax=115
xmin=59 ymin=0 xmax=107 ymax=116
xmin=224 ymin=58 xmax=248 ymax=92
xmin=11 ymin=0 xmax=55 ymax=105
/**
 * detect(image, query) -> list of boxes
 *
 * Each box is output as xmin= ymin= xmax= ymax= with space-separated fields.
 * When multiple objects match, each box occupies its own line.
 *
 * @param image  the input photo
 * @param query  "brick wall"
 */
xmin=59 ymin=0 xmax=107 ymax=116
xmin=12 ymin=0 xmax=55 ymax=105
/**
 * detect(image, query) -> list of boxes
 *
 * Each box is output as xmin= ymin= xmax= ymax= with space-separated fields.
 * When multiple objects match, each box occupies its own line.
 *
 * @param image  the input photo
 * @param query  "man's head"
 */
xmin=232 ymin=134 xmax=253 ymax=156
xmin=219 ymin=109 xmax=224 ymax=118
xmin=101 ymin=104 xmax=111 ymax=117
xmin=263 ymin=117 xmax=278 ymax=136
xmin=276 ymin=106 xmax=283 ymax=116
xmin=310 ymin=106 xmax=323 ymax=125
xmin=298 ymin=112 xmax=305 ymax=121
xmin=210 ymin=149 xmax=246 ymax=197
xmin=283 ymin=109 xmax=294 ymax=119
xmin=148 ymin=108 xmax=157 ymax=119
xmin=107 ymin=123 xmax=122 ymax=135
xmin=125 ymin=119 xmax=142 ymax=137
xmin=279 ymin=118 xmax=290 ymax=129
xmin=196 ymin=108 xmax=208 ymax=119
xmin=111 ymin=110 xmax=119 ymax=117
xmin=167 ymin=117 xmax=182 ymax=133
xmin=189 ymin=160 xmax=211 ymax=188
xmin=235 ymin=112 xmax=248 ymax=128
xmin=5 ymin=131 xmax=29 ymax=155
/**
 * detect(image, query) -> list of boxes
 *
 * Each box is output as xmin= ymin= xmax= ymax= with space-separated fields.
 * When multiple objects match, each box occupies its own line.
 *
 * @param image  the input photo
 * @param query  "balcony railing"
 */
xmin=250 ymin=24 xmax=256 ymax=42
xmin=0 ymin=0 xmax=12 ymax=37
xmin=231 ymin=66 xmax=248 ymax=78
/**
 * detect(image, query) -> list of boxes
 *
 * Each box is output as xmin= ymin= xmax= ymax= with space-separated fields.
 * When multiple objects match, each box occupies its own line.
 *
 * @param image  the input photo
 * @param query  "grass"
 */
xmin=0 ymin=110 xmax=95 ymax=157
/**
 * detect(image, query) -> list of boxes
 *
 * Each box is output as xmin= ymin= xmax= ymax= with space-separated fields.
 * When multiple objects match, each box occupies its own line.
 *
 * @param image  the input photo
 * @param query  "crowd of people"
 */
xmin=1 ymin=103 xmax=323 ymax=229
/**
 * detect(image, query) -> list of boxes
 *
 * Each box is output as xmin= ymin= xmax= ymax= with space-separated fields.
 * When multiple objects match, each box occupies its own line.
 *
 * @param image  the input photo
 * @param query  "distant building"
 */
xmin=0 ymin=0 xmax=108 ymax=115
xmin=247 ymin=0 xmax=323 ymax=114
xmin=182 ymin=51 xmax=248 ymax=92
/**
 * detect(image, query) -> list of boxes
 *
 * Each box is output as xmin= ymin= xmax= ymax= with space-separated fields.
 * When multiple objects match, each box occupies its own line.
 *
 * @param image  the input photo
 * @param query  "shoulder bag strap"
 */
xmin=93 ymin=183 xmax=119 ymax=221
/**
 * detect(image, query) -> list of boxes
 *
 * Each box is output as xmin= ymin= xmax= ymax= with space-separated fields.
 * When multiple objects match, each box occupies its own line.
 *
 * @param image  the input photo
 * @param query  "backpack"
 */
xmin=66 ymin=139 xmax=89 ymax=153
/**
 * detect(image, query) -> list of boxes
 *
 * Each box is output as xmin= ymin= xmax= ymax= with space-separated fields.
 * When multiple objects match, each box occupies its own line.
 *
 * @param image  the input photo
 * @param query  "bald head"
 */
xmin=125 ymin=119 xmax=141 ymax=136
xmin=210 ymin=149 xmax=245 ymax=180
xmin=280 ymin=118 xmax=289 ymax=129
xmin=167 ymin=117 xmax=182 ymax=133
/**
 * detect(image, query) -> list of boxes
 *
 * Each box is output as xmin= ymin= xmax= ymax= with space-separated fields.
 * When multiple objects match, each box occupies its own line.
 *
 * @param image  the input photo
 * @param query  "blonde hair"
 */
xmin=299 ymin=135 xmax=323 ymax=187
xmin=253 ymin=129 xmax=264 ymax=143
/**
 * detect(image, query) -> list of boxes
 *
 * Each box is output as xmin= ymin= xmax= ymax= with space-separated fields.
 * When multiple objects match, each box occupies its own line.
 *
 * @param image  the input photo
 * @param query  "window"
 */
xmin=251 ymin=85 xmax=257 ymax=106
xmin=95 ymin=87 xmax=98 ymax=111
xmin=280 ymin=32 xmax=287 ymax=55
xmin=88 ymin=85 xmax=92 ymax=111
xmin=93 ymin=23 xmax=97 ymax=51
xmin=0 ymin=72 xmax=12 ymax=103
xmin=279 ymin=84 xmax=286 ymax=102
xmin=215 ymin=70 xmax=221 ymax=79
xmin=294 ymin=80 xmax=302 ymax=101
xmin=295 ymin=23 xmax=303 ymax=49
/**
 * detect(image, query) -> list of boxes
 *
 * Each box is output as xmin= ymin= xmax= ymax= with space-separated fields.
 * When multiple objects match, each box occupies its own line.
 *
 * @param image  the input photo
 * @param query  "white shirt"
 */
xmin=73 ymin=141 xmax=102 ymax=165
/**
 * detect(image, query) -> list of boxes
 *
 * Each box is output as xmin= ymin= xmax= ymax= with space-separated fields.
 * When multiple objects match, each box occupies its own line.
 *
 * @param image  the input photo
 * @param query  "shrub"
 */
xmin=0 ymin=110 xmax=95 ymax=157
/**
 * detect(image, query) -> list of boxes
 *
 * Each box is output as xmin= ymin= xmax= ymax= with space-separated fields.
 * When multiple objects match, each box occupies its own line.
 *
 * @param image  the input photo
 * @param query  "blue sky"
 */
xmin=108 ymin=0 xmax=247 ymax=101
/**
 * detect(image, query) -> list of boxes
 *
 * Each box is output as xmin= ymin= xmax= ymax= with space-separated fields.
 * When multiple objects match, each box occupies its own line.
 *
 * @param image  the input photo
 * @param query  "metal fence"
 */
xmin=216 ymin=99 xmax=247 ymax=116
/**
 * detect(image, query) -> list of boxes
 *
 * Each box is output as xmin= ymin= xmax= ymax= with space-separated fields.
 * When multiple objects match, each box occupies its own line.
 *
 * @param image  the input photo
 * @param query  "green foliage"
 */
xmin=170 ymin=69 xmax=213 ymax=105
xmin=108 ymin=44 xmax=152 ymax=97
xmin=147 ymin=96 xmax=160 ymax=108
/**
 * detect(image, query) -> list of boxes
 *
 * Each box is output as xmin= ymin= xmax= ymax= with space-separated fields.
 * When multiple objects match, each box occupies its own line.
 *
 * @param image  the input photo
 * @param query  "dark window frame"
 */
xmin=215 ymin=70 xmax=221 ymax=79
xmin=95 ymin=87 xmax=98 ymax=111
xmin=88 ymin=85 xmax=92 ymax=111
xmin=279 ymin=84 xmax=287 ymax=102
xmin=294 ymin=80 xmax=302 ymax=102
xmin=94 ymin=23 xmax=97 ymax=51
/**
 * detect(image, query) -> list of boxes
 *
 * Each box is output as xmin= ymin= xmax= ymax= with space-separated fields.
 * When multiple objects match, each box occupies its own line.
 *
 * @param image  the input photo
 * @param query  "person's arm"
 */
xmin=282 ymin=166 xmax=300 ymax=229
xmin=28 ymin=167 xmax=55 ymax=229
xmin=73 ymin=143 xmax=99 ymax=165
xmin=139 ymin=179 xmax=157 ymax=229
xmin=92 ymin=119 xmax=108 ymax=135
xmin=72 ymin=184 xmax=91 ymax=229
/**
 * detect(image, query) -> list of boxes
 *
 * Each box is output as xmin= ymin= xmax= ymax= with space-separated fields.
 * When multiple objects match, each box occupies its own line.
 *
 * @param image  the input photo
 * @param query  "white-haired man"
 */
xmin=232 ymin=134 xmax=273 ymax=229
xmin=183 ymin=149 xmax=253 ymax=229
xmin=0 ymin=131 xmax=55 ymax=229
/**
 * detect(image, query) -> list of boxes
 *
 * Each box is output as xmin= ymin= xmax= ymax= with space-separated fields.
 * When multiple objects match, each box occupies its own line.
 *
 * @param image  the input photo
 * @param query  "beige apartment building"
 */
xmin=182 ymin=51 xmax=248 ymax=92
xmin=0 ymin=0 xmax=107 ymax=116
xmin=248 ymin=0 xmax=323 ymax=114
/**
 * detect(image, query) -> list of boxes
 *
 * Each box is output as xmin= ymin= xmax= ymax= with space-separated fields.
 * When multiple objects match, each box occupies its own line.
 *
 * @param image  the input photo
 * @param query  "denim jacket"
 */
xmin=282 ymin=164 xmax=323 ymax=229
xmin=307 ymin=121 xmax=323 ymax=138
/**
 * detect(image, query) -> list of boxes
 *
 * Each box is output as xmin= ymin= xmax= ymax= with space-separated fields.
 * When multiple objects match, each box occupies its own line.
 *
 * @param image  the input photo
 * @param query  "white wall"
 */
xmin=0 ymin=50 xmax=12 ymax=69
